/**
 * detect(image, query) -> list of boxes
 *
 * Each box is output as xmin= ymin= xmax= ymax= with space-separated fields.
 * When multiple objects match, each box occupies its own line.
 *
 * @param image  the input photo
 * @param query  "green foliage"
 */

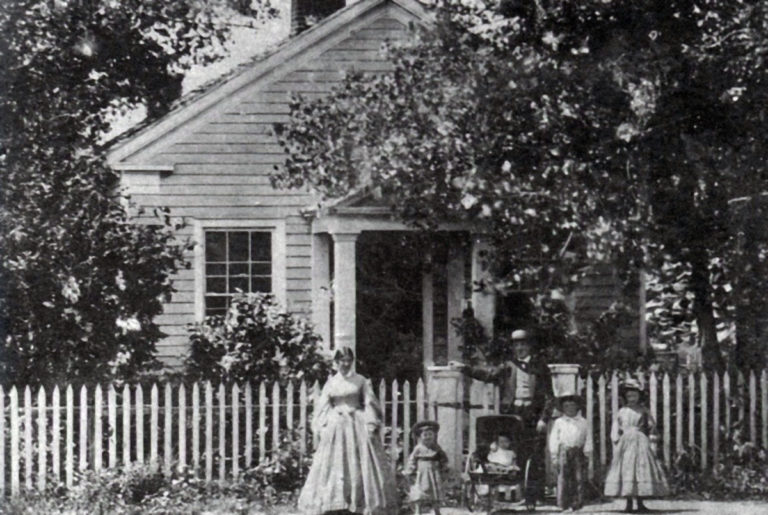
xmin=0 ymin=0 xmax=274 ymax=384
xmin=185 ymin=293 xmax=331 ymax=384
xmin=273 ymin=0 xmax=768 ymax=370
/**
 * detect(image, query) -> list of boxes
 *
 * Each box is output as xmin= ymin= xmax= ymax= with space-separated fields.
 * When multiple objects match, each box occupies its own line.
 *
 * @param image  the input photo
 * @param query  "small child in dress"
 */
xmin=604 ymin=378 xmax=669 ymax=513
xmin=548 ymin=394 xmax=592 ymax=512
xmin=405 ymin=421 xmax=449 ymax=515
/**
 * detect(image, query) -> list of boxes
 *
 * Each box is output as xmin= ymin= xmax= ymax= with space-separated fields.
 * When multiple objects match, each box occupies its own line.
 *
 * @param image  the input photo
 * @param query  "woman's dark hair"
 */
xmin=333 ymin=347 xmax=355 ymax=361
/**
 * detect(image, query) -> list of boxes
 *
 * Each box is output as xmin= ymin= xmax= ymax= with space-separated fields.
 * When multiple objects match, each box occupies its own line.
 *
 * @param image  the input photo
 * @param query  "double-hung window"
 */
xmin=204 ymin=230 xmax=272 ymax=317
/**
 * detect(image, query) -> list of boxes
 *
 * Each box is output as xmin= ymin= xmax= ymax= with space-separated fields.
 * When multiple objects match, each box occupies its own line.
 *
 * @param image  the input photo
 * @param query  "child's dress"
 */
xmin=486 ymin=447 xmax=518 ymax=470
xmin=549 ymin=414 xmax=591 ymax=510
xmin=405 ymin=442 xmax=448 ymax=505
xmin=604 ymin=407 xmax=669 ymax=497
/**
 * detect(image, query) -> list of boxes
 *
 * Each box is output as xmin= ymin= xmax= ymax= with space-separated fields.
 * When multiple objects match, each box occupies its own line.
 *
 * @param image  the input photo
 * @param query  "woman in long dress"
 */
xmin=298 ymin=347 xmax=399 ymax=515
xmin=604 ymin=379 xmax=669 ymax=513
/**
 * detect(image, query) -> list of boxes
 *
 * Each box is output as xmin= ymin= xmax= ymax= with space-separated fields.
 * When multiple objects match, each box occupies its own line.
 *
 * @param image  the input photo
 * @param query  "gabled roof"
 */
xmin=107 ymin=0 xmax=433 ymax=169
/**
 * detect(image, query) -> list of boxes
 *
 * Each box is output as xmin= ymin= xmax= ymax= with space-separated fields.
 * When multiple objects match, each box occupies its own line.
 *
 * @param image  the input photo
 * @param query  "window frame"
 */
xmin=193 ymin=219 xmax=286 ymax=321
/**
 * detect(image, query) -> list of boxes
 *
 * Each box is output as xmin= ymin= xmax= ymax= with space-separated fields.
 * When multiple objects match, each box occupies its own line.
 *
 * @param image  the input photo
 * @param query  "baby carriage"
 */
xmin=461 ymin=415 xmax=541 ymax=513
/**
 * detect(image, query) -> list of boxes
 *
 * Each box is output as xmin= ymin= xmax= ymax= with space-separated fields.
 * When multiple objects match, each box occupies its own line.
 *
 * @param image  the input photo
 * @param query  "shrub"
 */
xmin=185 ymin=293 xmax=331 ymax=384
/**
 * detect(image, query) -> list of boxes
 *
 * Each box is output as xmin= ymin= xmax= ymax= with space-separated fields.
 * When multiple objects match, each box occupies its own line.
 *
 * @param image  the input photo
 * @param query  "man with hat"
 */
xmin=459 ymin=328 xmax=554 ymax=431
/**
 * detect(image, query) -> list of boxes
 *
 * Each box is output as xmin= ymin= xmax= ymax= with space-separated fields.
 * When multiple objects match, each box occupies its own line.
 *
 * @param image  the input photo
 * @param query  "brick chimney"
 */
xmin=290 ymin=0 xmax=347 ymax=35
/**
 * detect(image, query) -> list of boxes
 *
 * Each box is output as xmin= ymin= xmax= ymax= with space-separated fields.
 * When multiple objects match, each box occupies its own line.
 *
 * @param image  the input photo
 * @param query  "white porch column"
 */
xmin=446 ymin=241 xmax=464 ymax=362
xmin=422 ymin=253 xmax=434 ymax=369
xmin=332 ymin=232 xmax=359 ymax=354
xmin=471 ymin=234 xmax=496 ymax=337
xmin=311 ymin=233 xmax=332 ymax=351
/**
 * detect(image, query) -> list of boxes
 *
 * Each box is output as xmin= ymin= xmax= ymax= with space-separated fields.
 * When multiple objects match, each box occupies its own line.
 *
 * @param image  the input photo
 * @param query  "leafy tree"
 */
xmin=185 ymin=293 xmax=331 ymax=384
xmin=273 ymin=0 xmax=768 ymax=370
xmin=0 ymin=0 xmax=274 ymax=384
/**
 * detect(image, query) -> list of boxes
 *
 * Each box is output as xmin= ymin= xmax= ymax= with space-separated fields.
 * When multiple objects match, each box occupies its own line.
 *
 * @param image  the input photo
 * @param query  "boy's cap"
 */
xmin=412 ymin=420 xmax=440 ymax=438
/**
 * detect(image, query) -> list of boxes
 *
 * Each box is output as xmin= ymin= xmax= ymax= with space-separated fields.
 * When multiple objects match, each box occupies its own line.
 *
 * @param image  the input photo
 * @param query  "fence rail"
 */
xmin=1 ymin=369 xmax=767 ymax=497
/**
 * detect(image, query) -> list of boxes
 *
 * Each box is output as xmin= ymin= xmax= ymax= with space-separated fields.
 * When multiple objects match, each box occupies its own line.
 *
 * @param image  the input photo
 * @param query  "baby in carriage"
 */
xmin=485 ymin=433 xmax=521 ymax=473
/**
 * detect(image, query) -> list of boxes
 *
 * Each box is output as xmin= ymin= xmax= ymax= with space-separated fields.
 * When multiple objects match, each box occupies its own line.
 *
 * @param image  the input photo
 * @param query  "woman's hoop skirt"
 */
xmin=297 ymin=372 xmax=398 ymax=515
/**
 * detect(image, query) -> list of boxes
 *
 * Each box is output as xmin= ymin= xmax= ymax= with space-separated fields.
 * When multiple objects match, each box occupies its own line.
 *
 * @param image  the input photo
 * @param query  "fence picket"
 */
xmin=219 ymin=383 xmax=226 ymax=481
xmin=649 ymin=372 xmax=658 ymax=425
xmin=713 ymin=373 xmax=720 ymax=467
xmin=179 ymin=384 xmax=187 ymax=472
xmin=299 ymin=381 xmax=308 ymax=457
xmin=378 ymin=379 xmax=386 ymax=444
xmin=52 ymin=386 xmax=60 ymax=483
xmin=245 ymin=383 xmax=252 ymax=468
xmin=150 ymin=384 xmax=158 ymax=470
xmin=259 ymin=382 xmax=267 ymax=463
xmin=749 ymin=371 xmax=757 ymax=444
xmin=723 ymin=371 xmax=731 ymax=437
xmin=0 ymin=386 xmax=4 ymax=496
xmin=136 ymin=385 xmax=144 ymax=464
xmin=762 ymin=370 xmax=768 ymax=450
xmin=287 ymin=381 xmax=295 ymax=440
xmin=24 ymin=386 xmax=32 ymax=490
xmin=10 ymin=387 xmax=19 ymax=496
xmin=675 ymin=374 xmax=683 ymax=456
xmin=37 ymin=387 xmax=47 ymax=490
xmin=164 ymin=383 xmax=172 ymax=476
xmin=598 ymin=375 xmax=607 ymax=466
xmin=122 ymin=385 xmax=131 ymax=466
xmin=688 ymin=373 xmax=695 ymax=450
xmin=108 ymin=385 xmax=117 ymax=469
xmin=738 ymin=371 xmax=746 ymax=431
xmin=272 ymin=382 xmax=281 ymax=453
xmin=79 ymin=386 xmax=88 ymax=472
xmin=662 ymin=373 xmax=671 ymax=467
xmin=205 ymin=382 xmax=213 ymax=482
xmin=586 ymin=375 xmax=594 ymax=479
xmin=416 ymin=379 xmax=426 ymax=422
xmin=192 ymin=383 xmax=200 ymax=474
xmin=610 ymin=373 xmax=619 ymax=426
xmin=94 ymin=385 xmax=103 ymax=473
xmin=391 ymin=379 xmax=399 ymax=469
xmin=700 ymin=373 xmax=707 ymax=469
xmin=404 ymin=380 xmax=414 ymax=461
xmin=232 ymin=384 xmax=239 ymax=478
xmin=66 ymin=385 xmax=73 ymax=487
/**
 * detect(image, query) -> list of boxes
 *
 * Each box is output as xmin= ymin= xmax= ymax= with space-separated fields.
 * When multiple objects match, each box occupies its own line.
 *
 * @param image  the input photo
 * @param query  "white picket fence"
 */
xmin=0 ymin=378 xmax=433 ymax=497
xmin=1 ymin=369 xmax=767 ymax=497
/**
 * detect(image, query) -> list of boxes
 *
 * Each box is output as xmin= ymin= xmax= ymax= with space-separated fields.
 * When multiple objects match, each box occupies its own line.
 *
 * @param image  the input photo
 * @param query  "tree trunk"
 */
xmin=690 ymin=256 xmax=725 ymax=372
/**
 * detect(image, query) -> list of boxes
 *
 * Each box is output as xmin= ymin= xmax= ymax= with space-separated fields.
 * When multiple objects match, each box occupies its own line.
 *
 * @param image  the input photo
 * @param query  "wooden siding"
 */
xmin=124 ymin=9 xmax=414 ymax=362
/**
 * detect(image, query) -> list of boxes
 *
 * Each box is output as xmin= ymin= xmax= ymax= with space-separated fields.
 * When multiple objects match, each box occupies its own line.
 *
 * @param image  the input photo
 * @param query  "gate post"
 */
xmin=426 ymin=366 xmax=464 ymax=468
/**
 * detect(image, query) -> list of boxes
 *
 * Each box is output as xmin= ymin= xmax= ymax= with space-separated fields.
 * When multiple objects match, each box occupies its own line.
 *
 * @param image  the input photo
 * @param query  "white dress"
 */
xmin=604 ymin=407 xmax=669 ymax=497
xmin=297 ymin=371 xmax=399 ymax=514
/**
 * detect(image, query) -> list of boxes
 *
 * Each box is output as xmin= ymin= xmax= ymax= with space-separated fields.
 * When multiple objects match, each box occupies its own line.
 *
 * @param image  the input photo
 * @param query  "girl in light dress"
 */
xmin=604 ymin=378 xmax=669 ymax=513
xmin=297 ymin=347 xmax=398 ymax=515
xmin=405 ymin=420 xmax=448 ymax=515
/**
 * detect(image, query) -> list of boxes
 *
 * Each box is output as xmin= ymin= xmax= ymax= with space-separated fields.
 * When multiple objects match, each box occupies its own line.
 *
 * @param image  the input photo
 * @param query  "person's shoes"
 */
xmin=634 ymin=505 xmax=653 ymax=513
xmin=623 ymin=500 xmax=634 ymax=513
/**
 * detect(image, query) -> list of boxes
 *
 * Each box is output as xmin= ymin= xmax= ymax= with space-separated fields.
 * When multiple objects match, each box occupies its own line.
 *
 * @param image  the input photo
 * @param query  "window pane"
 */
xmin=206 ymin=277 xmax=226 ymax=294
xmin=228 ymin=263 xmax=249 ymax=276
xmin=229 ymin=277 xmax=248 ymax=293
xmin=251 ymin=277 xmax=271 ymax=293
xmin=206 ymin=263 xmax=226 ymax=276
xmin=251 ymin=232 xmax=271 ymax=261
xmin=205 ymin=232 xmax=226 ymax=262
xmin=251 ymin=263 xmax=271 ymax=276
xmin=229 ymin=232 xmax=249 ymax=261
xmin=205 ymin=295 xmax=229 ymax=317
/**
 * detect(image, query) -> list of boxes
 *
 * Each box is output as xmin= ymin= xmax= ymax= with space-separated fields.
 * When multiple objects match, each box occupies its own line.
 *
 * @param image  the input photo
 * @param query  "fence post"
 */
xmin=218 ymin=383 xmax=226 ymax=482
xmin=585 ymin=374 xmax=594 ymax=480
xmin=723 ymin=371 xmax=731 ymax=437
xmin=205 ymin=381 xmax=213 ymax=483
xmin=24 ymin=386 xmax=32 ymax=490
xmin=675 ymin=373 xmax=683 ymax=457
xmin=272 ymin=381 xmax=281 ymax=452
xmin=390 ymin=379 xmax=399 ymax=470
xmin=688 ymin=373 xmax=695 ymax=451
xmin=299 ymin=381 xmax=308 ymax=458
xmin=150 ymin=383 xmax=158 ymax=470
xmin=598 ymin=375 xmax=607 ymax=467
xmin=749 ymin=371 xmax=757 ymax=444
xmin=649 ymin=372 xmax=658 ymax=425
xmin=416 ymin=378 xmax=426 ymax=422
xmin=164 ymin=383 xmax=172 ymax=476
xmin=713 ymin=373 xmax=720 ymax=467
xmin=259 ymin=382 xmax=267 ymax=463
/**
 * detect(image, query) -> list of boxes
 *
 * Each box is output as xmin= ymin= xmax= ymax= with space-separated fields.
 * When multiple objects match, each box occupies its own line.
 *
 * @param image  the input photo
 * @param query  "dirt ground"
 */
xmin=434 ymin=498 xmax=768 ymax=514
